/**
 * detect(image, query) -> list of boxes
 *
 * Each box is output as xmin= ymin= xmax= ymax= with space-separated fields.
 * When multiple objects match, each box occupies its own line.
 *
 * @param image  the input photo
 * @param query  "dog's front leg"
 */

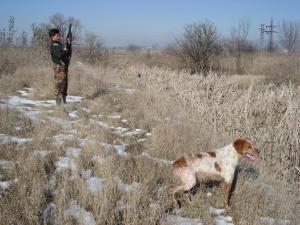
xmin=221 ymin=181 xmax=232 ymax=210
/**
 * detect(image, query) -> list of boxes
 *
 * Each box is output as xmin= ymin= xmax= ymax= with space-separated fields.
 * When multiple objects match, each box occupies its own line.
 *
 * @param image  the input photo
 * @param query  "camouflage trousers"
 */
xmin=53 ymin=64 xmax=68 ymax=99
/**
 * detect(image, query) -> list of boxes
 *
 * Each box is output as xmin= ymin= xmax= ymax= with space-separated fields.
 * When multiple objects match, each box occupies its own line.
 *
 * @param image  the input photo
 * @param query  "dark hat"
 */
xmin=49 ymin=28 xmax=60 ymax=37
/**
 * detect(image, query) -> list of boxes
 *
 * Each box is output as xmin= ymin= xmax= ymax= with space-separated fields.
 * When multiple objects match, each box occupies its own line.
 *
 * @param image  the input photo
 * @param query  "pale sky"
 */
xmin=1 ymin=0 xmax=300 ymax=47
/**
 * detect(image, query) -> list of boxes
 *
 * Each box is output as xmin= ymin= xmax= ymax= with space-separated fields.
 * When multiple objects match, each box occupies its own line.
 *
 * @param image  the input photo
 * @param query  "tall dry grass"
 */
xmin=1 ymin=46 xmax=300 ymax=224
xmin=116 ymin=65 xmax=300 ymax=223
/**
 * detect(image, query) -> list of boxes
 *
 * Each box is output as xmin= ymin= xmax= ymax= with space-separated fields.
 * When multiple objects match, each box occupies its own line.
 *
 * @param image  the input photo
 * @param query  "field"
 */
xmin=0 ymin=47 xmax=299 ymax=225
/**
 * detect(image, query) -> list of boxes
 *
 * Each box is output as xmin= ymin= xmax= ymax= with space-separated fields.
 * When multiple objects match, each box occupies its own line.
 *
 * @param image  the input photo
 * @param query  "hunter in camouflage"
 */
xmin=48 ymin=28 xmax=71 ymax=105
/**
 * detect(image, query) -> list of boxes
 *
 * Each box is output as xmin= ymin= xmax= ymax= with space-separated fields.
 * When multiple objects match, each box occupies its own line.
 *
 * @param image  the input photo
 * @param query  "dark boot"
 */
xmin=62 ymin=95 xmax=67 ymax=104
xmin=56 ymin=97 xmax=62 ymax=105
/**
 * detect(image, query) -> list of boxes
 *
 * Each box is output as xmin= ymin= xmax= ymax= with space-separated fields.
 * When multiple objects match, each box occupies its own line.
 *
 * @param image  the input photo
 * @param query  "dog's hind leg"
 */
xmin=170 ymin=185 xmax=186 ymax=208
xmin=171 ymin=170 xmax=197 ymax=208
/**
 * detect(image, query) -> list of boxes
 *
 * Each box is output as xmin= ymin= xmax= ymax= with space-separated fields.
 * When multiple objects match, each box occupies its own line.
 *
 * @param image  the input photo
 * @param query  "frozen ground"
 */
xmin=0 ymin=73 xmax=291 ymax=225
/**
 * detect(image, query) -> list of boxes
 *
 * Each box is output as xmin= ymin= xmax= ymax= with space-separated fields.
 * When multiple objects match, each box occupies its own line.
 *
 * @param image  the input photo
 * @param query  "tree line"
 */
xmin=0 ymin=14 xmax=299 ymax=74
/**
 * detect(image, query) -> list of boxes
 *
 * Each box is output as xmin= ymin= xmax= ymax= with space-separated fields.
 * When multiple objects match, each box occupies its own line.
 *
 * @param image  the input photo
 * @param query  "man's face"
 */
xmin=51 ymin=33 xmax=61 ymax=42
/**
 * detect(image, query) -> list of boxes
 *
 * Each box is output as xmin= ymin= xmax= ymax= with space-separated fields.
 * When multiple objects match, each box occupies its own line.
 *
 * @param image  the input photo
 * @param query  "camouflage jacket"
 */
xmin=50 ymin=41 xmax=70 ymax=66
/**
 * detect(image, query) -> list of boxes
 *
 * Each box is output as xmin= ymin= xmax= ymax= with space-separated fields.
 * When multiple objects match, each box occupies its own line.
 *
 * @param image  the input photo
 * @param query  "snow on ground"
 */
xmin=81 ymin=169 xmax=104 ymax=193
xmin=0 ymin=160 xmax=14 ymax=170
xmin=55 ymin=156 xmax=78 ymax=180
xmin=1 ymin=88 xmax=83 ymax=124
xmin=0 ymin=86 xmax=232 ymax=225
xmin=257 ymin=217 xmax=290 ymax=225
xmin=17 ymin=88 xmax=32 ymax=96
xmin=140 ymin=152 xmax=173 ymax=165
xmin=114 ymin=176 xmax=139 ymax=193
xmin=3 ymin=86 xmax=283 ymax=225
xmin=64 ymin=199 xmax=96 ymax=225
xmin=209 ymin=206 xmax=234 ymax=225
xmin=108 ymin=114 xmax=122 ymax=119
xmin=65 ymin=147 xmax=81 ymax=158
xmin=86 ymin=177 xmax=104 ymax=193
xmin=99 ymin=141 xmax=128 ymax=156
xmin=0 ymin=134 xmax=32 ymax=145
xmin=68 ymin=110 xmax=79 ymax=119
xmin=0 ymin=178 xmax=18 ymax=190
xmin=7 ymin=96 xmax=56 ymax=107
xmin=90 ymin=117 xmax=146 ymax=138
xmin=53 ymin=134 xmax=76 ymax=146
xmin=42 ymin=202 xmax=57 ymax=225
xmin=165 ymin=214 xmax=203 ymax=225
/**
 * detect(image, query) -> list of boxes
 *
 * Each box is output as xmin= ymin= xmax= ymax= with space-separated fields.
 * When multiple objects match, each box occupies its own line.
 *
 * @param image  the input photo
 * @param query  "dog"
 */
xmin=171 ymin=138 xmax=260 ymax=209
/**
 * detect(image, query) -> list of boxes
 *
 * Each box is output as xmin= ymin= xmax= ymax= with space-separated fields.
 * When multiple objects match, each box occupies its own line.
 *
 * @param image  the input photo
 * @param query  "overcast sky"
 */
xmin=1 ymin=0 xmax=300 ymax=47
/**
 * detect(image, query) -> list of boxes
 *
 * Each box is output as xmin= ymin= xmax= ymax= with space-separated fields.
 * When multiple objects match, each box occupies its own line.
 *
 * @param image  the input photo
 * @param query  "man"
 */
xmin=48 ymin=28 xmax=71 ymax=105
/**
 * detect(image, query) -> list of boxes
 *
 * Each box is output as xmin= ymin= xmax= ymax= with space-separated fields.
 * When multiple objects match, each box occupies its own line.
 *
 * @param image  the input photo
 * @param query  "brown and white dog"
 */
xmin=171 ymin=138 xmax=259 ymax=209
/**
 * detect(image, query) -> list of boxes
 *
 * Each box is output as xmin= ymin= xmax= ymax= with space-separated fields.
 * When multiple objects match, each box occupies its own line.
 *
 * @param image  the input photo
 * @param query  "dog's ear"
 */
xmin=233 ymin=138 xmax=252 ymax=155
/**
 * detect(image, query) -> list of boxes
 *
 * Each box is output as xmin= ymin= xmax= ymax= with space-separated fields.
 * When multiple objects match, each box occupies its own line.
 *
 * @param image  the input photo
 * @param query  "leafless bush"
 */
xmin=49 ymin=13 xmax=82 ymax=43
xmin=80 ymin=31 xmax=107 ymax=64
xmin=226 ymin=18 xmax=256 ymax=74
xmin=279 ymin=20 xmax=300 ymax=53
xmin=169 ymin=21 xmax=222 ymax=75
xmin=31 ymin=22 xmax=52 ymax=58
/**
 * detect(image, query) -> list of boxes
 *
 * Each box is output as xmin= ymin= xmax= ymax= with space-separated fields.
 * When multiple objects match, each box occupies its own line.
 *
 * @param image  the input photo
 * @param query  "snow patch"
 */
xmin=0 ymin=134 xmax=32 ymax=145
xmin=0 ymin=160 xmax=14 ymax=170
xmin=81 ymin=107 xmax=91 ymax=113
xmin=209 ymin=206 xmax=226 ymax=216
xmin=121 ymin=119 xmax=129 ymax=124
xmin=33 ymin=150 xmax=52 ymax=158
xmin=86 ymin=177 xmax=104 ymax=193
xmin=214 ymin=215 xmax=234 ymax=225
xmin=108 ymin=114 xmax=121 ymax=119
xmin=64 ymin=200 xmax=96 ymax=225
xmin=53 ymin=134 xmax=76 ymax=146
xmin=114 ymin=143 xmax=128 ymax=156
xmin=0 ymin=178 xmax=18 ymax=190
xmin=65 ymin=147 xmax=81 ymax=158
xmin=68 ymin=111 xmax=79 ymax=119
xmin=7 ymin=96 xmax=56 ymax=107
xmin=165 ymin=214 xmax=203 ymax=225
xmin=114 ymin=177 xmax=139 ymax=193
xmin=90 ymin=118 xmax=112 ymax=129
xmin=81 ymin=170 xmax=104 ymax=193
xmin=42 ymin=202 xmax=56 ymax=225
xmin=100 ymin=142 xmax=128 ymax=156
xmin=140 ymin=152 xmax=173 ymax=165
xmin=55 ymin=157 xmax=77 ymax=179
xmin=18 ymin=90 xmax=30 ymax=96
xmin=258 ymin=217 xmax=290 ymax=225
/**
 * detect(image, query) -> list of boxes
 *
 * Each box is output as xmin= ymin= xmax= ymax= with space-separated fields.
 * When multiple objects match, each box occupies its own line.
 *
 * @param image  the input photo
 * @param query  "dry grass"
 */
xmin=1 ymin=46 xmax=300 ymax=224
xmin=117 ymin=64 xmax=300 ymax=223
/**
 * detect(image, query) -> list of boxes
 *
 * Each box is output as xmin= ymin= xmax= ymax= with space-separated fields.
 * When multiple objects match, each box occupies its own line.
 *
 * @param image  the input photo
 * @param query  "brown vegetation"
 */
xmin=0 ymin=45 xmax=300 ymax=224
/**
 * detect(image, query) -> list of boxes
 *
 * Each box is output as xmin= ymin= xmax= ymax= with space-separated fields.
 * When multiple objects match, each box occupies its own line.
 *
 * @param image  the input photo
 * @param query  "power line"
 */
xmin=259 ymin=24 xmax=265 ymax=51
xmin=265 ymin=18 xmax=278 ymax=52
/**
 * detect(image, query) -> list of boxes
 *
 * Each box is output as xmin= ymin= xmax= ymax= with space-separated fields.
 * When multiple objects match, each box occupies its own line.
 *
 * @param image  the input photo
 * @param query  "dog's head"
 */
xmin=233 ymin=138 xmax=260 ymax=161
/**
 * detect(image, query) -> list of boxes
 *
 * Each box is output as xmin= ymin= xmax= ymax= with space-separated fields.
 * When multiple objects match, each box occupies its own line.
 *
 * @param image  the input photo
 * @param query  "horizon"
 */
xmin=1 ymin=0 xmax=300 ymax=47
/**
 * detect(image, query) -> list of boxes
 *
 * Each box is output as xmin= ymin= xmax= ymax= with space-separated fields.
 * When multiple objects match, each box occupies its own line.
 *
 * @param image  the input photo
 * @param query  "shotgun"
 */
xmin=65 ymin=24 xmax=72 ymax=65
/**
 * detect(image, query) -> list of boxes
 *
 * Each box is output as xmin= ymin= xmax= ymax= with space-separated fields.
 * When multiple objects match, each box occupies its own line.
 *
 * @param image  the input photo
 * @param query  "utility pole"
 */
xmin=265 ymin=18 xmax=277 ymax=52
xmin=259 ymin=24 xmax=265 ymax=51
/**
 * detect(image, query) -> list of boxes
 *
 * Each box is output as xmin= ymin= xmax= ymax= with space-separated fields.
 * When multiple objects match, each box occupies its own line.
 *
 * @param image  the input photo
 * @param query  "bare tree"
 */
xmin=7 ymin=16 xmax=16 ymax=46
xmin=127 ymin=44 xmax=140 ymax=53
xmin=50 ymin=13 xmax=82 ymax=43
xmin=169 ymin=21 xmax=222 ymax=75
xmin=16 ymin=31 xmax=28 ymax=48
xmin=0 ymin=29 xmax=6 ymax=46
xmin=31 ymin=23 xmax=51 ymax=57
xmin=0 ymin=16 xmax=16 ymax=46
xmin=228 ymin=18 xmax=254 ymax=74
xmin=50 ymin=13 xmax=66 ymax=38
xmin=279 ymin=20 xmax=300 ymax=53
xmin=82 ymin=31 xmax=105 ymax=64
